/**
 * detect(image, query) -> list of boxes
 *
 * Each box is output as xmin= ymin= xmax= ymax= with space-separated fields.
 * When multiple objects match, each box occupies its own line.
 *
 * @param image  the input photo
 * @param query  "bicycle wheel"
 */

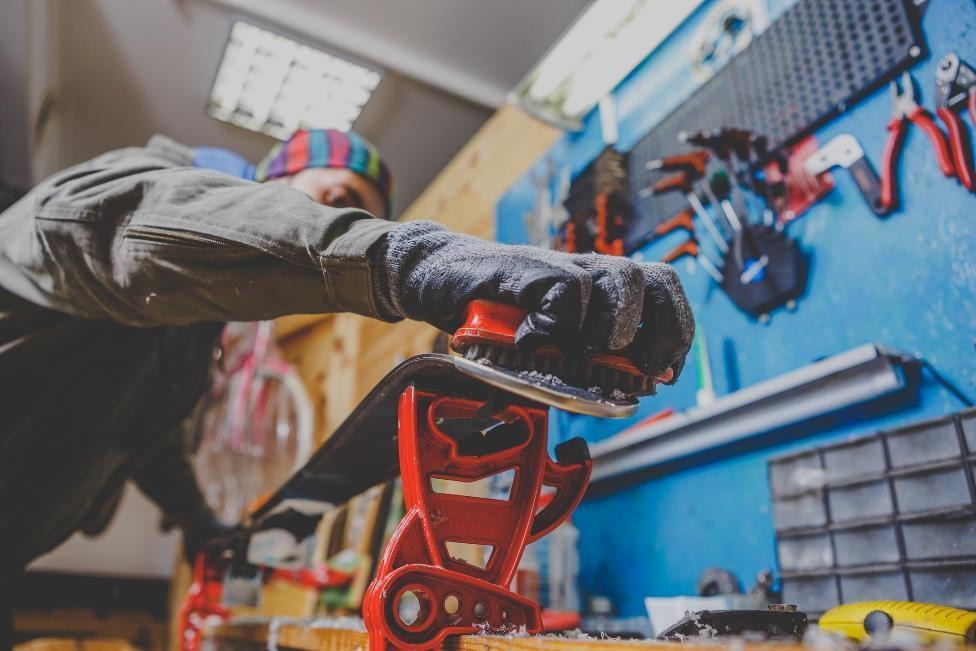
xmin=194 ymin=361 xmax=314 ymax=525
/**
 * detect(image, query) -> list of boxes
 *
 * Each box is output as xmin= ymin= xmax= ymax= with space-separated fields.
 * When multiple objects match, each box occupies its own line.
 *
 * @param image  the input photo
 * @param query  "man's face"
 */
xmin=284 ymin=167 xmax=388 ymax=219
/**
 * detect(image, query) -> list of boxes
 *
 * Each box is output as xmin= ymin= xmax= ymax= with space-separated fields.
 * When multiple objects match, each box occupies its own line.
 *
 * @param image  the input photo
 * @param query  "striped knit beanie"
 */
xmin=254 ymin=128 xmax=394 ymax=217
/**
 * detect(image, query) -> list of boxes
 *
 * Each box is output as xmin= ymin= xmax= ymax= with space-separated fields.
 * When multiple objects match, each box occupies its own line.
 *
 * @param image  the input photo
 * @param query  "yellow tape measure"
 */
xmin=820 ymin=601 xmax=976 ymax=645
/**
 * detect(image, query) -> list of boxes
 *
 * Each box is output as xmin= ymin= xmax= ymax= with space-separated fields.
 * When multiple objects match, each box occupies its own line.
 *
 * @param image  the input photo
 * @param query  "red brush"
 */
xmin=450 ymin=300 xmax=670 ymax=399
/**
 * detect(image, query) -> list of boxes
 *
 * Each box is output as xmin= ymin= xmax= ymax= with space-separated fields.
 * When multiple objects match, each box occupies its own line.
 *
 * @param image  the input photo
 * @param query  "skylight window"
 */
xmin=208 ymin=21 xmax=382 ymax=138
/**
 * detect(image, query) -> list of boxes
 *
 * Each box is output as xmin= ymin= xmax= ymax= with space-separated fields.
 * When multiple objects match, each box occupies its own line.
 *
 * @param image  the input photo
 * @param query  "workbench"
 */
xmin=205 ymin=620 xmax=813 ymax=651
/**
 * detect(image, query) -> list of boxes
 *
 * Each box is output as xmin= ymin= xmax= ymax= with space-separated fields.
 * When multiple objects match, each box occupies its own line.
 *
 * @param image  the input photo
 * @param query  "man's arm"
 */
xmin=0 ymin=136 xmax=398 ymax=326
xmin=0 ymin=135 xmax=695 ymax=377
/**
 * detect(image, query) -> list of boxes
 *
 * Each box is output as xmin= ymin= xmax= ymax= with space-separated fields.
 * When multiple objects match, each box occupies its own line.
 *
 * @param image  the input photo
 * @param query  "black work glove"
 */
xmin=181 ymin=512 xmax=235 ymax=564
xmin=372 ymin=221 xmax=694 ymax=381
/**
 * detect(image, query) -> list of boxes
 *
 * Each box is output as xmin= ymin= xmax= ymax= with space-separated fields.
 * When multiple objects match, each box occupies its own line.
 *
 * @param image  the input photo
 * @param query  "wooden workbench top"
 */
xmin=206 ymin=619 xmax=815 ymax=650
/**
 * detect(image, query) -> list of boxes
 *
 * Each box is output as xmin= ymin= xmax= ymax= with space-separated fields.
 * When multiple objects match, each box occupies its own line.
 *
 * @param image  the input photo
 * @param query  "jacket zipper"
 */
xmin=124 ymin=225 xmax=239 ymax=248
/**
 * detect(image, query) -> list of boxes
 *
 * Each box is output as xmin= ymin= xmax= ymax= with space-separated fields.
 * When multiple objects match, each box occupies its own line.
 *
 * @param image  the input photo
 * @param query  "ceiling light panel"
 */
xmin=208 ymin=21 xmax=382 ymax=138
xmin=511 ymin=0 xmax=700 ymax=130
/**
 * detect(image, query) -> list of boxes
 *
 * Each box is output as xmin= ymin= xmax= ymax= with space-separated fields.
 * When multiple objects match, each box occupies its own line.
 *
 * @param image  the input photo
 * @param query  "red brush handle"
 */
xmin=937 ymin=106 xmax=974 ymax=191
xmin=909 ymin=106 xmax=955 ymax=177
xmin=451 ymin=300 xmax=525 ymax=348
xmin=451 ymin=300 xmax=652 ymax=377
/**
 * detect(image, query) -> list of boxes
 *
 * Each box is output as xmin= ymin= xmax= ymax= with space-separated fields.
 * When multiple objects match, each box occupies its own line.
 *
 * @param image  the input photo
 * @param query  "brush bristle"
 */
xmin=456 ymin=343 xmax=656 ymax=398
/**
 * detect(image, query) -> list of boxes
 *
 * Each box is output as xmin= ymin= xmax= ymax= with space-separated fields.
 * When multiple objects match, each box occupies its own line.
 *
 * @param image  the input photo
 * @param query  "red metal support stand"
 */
xmin=179 ymin=548 xmax=229 ymax=651
xmin=363 ymin=386 xmax=592 ymax=650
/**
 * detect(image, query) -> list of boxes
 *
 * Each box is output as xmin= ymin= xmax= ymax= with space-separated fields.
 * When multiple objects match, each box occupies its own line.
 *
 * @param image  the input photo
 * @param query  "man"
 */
xmin=0 ymin=128 xmax=693 ymax=605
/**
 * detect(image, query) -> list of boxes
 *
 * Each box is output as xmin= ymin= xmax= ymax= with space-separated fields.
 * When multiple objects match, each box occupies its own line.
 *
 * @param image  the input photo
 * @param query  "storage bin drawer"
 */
xmin=778 ymin=533 xmax=833 ymax=571
xmin=840 ymin=568 xmax=909 ymax=602
xmin=773 ymin=491 xmax=827 ymax=530
xmin=902 ymin=514 xmax=976 ymax=560
xmin=909 ymin=565 xmax=976 ymax=610
xmin=833 ymin=525 xmax=899 ymax=567
xmin=824 ymin=437 xmax=886 ymax=482
xmin=959 ymin=412 xmax=975 ymax=454
xmin=781 ymin=575 xmax=839 ymax=614
xmin=887 ymin=418 xmax=962 ymax=468
xmin=827 ymin=479 xmax=892 ymax=523
xmin=893 ymin=465 xmax=971 ymax=514
xmin=770 ymin=451 xmax=824 ymax=496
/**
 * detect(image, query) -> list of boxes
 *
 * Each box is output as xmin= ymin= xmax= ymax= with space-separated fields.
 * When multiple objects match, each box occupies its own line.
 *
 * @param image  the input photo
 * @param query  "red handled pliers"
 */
xmin=881 ymin=72 xmax=956 ymax=210
xmin=935 ymin=52 xmax=976 ymax=192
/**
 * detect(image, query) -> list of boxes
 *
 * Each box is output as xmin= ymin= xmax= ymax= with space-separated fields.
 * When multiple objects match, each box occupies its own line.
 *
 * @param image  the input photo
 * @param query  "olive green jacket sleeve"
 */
xmin=0 ymin=135 xmax=399 ymax=326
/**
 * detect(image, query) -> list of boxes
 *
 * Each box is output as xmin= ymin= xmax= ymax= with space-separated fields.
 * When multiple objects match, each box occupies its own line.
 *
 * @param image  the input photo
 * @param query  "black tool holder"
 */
xmin=626 ymin=0 xmax=926 ymax=244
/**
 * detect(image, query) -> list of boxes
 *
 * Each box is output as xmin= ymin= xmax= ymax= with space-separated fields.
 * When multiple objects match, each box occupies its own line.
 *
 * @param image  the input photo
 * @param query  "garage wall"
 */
xmin=52 ymin=0 xmax=491 ymax=216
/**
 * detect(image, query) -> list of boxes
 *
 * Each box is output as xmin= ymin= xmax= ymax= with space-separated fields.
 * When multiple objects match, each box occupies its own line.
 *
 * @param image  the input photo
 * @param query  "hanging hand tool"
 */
xmin=720 ymin=223 xmax=807 ymax=320
xmin=935 ymin=52 xmax=976 ymax=191
xmin=749 ymin=136 xmax=790 ymax=225
xmin=627 ymin=207 xmax=695 ymax=254
xmin=641 ymin=170 xmax=729 ymax=254
xmin=805 ymin=134 xmax=888 ymax=215
xmin=680 ymin=130 xmax=748 ymax=231
xmin=721 ymin=128 xmax=763 ymax=214
xmin=645 ymin=151 xmax=710 ymax=179
xmin=881 ymin=71 xmax=956 ymax=210
xmin=710 ymin=168 xmax=808 ymax=318
xmin=662 ymin=237 xmax=724 ymax=284
xmin=593 ymin=192 xmax=625 ymax=256
xmin=709 ymin=170 xmax=745 ymax=233
xmin=645 ymin=150 xmax=740 ymax=232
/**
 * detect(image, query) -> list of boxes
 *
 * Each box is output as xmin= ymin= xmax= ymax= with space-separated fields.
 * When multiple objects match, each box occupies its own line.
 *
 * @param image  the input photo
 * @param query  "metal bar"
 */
xmin=589 ymin=344 xmax=917 ymax=486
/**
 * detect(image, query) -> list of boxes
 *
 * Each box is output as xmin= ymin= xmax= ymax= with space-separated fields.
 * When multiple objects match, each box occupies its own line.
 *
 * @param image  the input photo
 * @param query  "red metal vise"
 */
xmin=363 ymin=386 xmax=592 ymax=650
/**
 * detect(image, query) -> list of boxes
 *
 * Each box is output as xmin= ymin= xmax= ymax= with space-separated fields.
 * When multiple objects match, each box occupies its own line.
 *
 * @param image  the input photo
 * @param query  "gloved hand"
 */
xmin=181 ymin=512 xmax=235 ymax=565
xmin=372 ymin=221 xmax=694 ymax=381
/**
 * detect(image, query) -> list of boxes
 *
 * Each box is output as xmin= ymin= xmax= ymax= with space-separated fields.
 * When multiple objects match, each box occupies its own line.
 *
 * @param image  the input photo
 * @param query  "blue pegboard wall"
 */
xmin=496 ymin=0 xmax=976 ymax=617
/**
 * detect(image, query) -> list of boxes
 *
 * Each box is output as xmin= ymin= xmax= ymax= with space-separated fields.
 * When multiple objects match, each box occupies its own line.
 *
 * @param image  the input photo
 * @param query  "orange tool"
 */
xmin=662 ymin=237 xmax=723 ymax=283
xmin=641 ymin=170 xmax=729 ymax=254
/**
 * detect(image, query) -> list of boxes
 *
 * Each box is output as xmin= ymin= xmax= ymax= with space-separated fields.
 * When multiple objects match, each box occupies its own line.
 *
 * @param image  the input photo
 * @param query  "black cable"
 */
xmin=920 ymin=359 xmax=975 ymax=407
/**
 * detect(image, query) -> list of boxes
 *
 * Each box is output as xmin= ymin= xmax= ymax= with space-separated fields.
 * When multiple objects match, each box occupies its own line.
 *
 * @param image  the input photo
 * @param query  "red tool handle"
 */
xmin=654 ymin=208 xmax=696 ymax=236
xmin=908 ymin=106 xmax=956 ymax=177
xmin=937 ymin=106 xmax=975 ymax=191
xmin=652 ymin=171 xmax=693 ymax=195
xmin=880 ymin=117 xmax=907 ymax=210
xmin=662 ymin=238 xmax=700 ymax=264
xmin=654 ymin=151 xmax=710 ymax=177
